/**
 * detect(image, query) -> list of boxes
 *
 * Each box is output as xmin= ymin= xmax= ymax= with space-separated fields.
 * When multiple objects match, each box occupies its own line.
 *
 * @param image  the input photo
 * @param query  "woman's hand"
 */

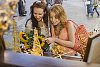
xmin=45 ymin=37 xmax=56 ymax=44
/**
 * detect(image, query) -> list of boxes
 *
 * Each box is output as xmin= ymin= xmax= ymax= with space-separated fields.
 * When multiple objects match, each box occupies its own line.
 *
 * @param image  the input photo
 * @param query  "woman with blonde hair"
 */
xmin=46 ymin=4 xmax=77 ymax=55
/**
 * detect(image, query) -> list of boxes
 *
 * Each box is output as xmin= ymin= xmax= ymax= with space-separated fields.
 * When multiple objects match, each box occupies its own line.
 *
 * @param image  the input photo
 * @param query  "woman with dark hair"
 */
xmin=25 ymin=1 xmax=49 ymax=37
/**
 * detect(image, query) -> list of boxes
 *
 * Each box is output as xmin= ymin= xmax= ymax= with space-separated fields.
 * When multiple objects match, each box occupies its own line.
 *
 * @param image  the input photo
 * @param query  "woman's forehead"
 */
xmin=50 ymin=11 xmax=56 ymax=16
xmin=33 ymin=7 xmax=44 ymax=12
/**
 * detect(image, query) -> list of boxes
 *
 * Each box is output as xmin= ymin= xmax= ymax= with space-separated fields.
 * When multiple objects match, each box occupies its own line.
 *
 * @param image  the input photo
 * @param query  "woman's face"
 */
xmin=33 ymin=7 xmax=44 ymax=22
xmin=50 ymin=11 xmax=60 ymax=26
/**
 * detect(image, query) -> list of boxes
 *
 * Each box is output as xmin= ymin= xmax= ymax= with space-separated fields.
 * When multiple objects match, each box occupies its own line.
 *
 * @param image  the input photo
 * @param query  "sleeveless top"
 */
xmin=25 ymin=19 xmax=49 ymax=38
xmin=51 ymin=25 xmax=68 ymax=41
xmin=50 ymin=22 xmax=77 ymax=56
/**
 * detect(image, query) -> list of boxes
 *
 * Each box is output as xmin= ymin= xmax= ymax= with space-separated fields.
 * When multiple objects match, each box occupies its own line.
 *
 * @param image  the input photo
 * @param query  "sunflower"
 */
xmin=38 ymin=35 xmax=45 ymax=47
xmin=19 ymin=31 xmax=29 ymax=42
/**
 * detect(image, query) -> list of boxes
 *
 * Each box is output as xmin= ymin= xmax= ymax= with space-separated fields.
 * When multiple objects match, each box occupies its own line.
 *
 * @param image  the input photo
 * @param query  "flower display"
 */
xmin=19 ymin=31 xmax=29 ymax=43
xmin=19 ymin=29 xmax=50 ymax=56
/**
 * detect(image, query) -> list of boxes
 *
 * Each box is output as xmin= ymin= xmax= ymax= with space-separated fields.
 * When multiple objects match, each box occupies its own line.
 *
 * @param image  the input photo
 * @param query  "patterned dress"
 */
xmin=51 ymin=23 xmax=77 ymax=56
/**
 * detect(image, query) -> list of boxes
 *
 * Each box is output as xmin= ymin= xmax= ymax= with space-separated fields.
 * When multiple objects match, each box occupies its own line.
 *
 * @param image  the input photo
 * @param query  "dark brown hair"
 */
xmin=26 ymin=1 xmax=48 ymax=29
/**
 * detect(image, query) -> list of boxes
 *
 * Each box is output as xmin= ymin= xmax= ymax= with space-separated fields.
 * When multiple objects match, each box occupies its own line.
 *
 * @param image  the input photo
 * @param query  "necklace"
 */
xmin=38 ymin=20 xmax=44 ymax=27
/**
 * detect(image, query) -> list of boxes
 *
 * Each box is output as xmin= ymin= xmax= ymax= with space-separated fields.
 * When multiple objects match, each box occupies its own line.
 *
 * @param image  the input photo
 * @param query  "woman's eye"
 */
xmin=50 ymin=17 xmax=53 ymax=19
xmin=50 ymin=17 xmax=52 ymax=19
xmin=39 ymin=14 xmax=42 ymax=15
xmin=34 ymin=13 xmax=36 ymax=15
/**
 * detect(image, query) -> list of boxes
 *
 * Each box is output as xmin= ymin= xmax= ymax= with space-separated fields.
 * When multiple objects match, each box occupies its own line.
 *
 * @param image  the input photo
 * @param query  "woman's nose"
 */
xmin=36 ymin=15 xmax=40 ymax=18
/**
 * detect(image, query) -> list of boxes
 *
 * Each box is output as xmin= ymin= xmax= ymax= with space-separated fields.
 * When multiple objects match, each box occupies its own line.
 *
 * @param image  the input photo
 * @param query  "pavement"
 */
xmin=62 ymin=0 xmax=100 ymax=32
xmin=4 ymin=0 xmax=100 ymax=48
xmin=14 ymin=0 xmax=100 ymax=32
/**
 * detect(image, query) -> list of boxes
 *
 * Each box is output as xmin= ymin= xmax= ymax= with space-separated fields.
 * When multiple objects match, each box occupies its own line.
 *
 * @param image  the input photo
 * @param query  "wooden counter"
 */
xmin=0 ymin=50 xmax=100 ymax=67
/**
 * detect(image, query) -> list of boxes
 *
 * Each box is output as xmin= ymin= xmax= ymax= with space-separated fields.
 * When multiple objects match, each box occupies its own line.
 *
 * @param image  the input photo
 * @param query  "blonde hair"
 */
xmin=49 ymin=4 xmax=67 ymax=27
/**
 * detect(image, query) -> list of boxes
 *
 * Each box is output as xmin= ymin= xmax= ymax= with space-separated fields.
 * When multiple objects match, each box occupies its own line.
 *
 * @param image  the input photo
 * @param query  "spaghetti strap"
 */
xmin=25 ymin=18 xmax=31 ymax=27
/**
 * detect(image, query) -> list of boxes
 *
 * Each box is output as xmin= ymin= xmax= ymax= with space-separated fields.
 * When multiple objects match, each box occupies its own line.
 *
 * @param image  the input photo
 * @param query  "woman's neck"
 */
xmin=53 ymin=22 xmax=63 ymax=36
xmin=38 ymin=19 xmax=44 ymax=27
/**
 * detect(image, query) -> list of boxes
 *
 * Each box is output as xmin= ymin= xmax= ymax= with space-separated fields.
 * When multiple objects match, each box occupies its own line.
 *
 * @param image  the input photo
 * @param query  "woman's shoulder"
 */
xmin=65 ymin=20 xmax=74 ymax=27
xmin=26 ymin=18 xmax=32 ymax=23
xmin=25 ymin=18 xmax=32 ymax=27
xmin=66 ymin=20 xmax=73 ymax=24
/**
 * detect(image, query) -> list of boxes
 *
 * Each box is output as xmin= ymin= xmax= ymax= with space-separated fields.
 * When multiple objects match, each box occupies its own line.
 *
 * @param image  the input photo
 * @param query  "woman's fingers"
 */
xmin=45 ymin=38 xmax=55 ymax=43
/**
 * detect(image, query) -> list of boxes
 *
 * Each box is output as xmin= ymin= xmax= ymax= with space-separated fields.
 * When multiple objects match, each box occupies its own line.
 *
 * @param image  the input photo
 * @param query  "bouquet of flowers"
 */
xmin=19 ymin=29 xmax=50 ymax=56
